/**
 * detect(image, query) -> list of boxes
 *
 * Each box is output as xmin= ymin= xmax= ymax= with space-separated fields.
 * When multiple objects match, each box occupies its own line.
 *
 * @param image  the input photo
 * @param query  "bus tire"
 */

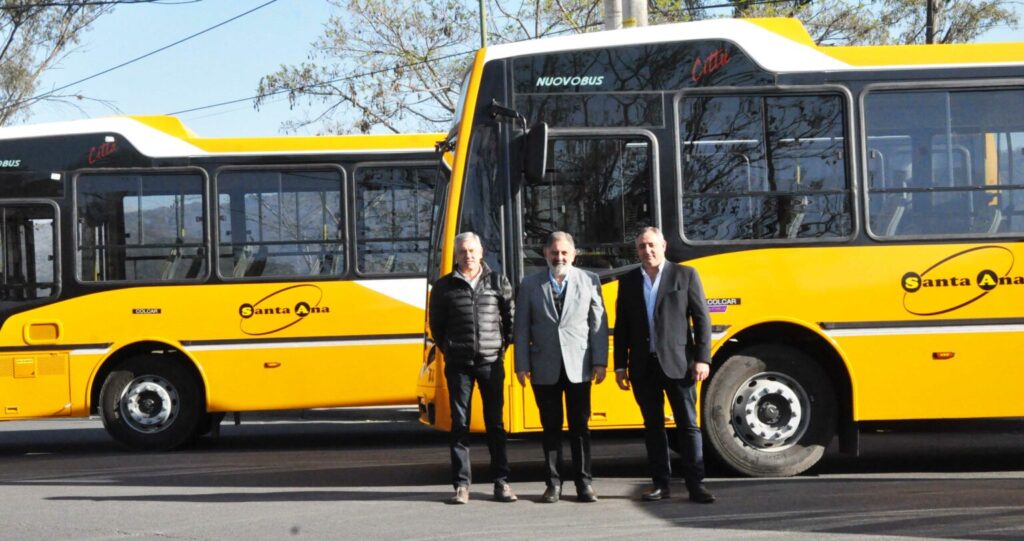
xmin=99 ymin=355 xmax=204 ymax=451
xmin=703 ymin=344 xmax=836 ymax=477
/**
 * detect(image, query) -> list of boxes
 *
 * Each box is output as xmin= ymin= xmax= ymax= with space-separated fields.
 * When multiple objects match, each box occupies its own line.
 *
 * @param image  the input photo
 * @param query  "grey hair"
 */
xmin=454 ymin=231 xmax=482 ymax=248
xmin=635 ymin=226 xmax=664 ymax=242
xmin=543 ymin=231 xmax=575 ymax=249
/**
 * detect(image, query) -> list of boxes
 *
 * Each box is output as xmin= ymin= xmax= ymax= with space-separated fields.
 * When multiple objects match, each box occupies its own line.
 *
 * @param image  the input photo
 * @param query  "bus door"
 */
xmin=0 ymin=203 xmax=67 ymax=418
xmin=514 ymin=132 xmax=656 ymax=430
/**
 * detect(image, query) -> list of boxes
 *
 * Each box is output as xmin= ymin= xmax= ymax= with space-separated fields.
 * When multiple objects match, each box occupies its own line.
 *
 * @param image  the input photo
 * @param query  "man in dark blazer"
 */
xmin=514 ymin=231 xmax=608 ymax=503
xmin=614 ymin=226 xmax=715 ymax=503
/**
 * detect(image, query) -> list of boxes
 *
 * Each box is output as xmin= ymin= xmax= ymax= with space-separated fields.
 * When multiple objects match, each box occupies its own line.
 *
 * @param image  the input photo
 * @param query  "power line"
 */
xmin=16 ymin=0 xmax=276 ymax=111
xmin=171 ymin=21 xmax=607 ymax=117
xmin=169 ymin=47 xmax=479 ymax=116
xmin=2 ymin=0 xmax=194 ymax=8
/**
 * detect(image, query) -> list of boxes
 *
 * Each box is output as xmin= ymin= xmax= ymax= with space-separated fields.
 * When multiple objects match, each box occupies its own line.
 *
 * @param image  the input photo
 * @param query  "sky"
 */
xmin=22 ymin=0 xmax=1024 ymax=139
xmin=28 ymin=0 xmax=335 ymax=138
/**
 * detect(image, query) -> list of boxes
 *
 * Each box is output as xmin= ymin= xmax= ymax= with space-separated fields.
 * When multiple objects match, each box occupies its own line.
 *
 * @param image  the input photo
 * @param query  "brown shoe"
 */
xmin=493 ymin=482 xmax=517 ymax=502
xmin=448 ymin=485 xmax=469 ymax=505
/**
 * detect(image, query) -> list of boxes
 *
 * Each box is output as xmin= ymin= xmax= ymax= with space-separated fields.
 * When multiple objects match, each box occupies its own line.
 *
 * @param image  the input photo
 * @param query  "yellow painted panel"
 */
xmin=201 ymin=342 xmax=422 ymax=411
xmin=746 ymin=18 xmax=817 ymax=46
xmin=24 ymin=322 xmax=60 ymax=344
xmin=816 ymin=42 xmax=1024 ymax=67
xmin=839 ymin=331 xmax=1024 ymax=420
xmin=129 ymin=115 xmax=442 ymax=154
xmin=0 ymin=353 xmax=70 ymax=418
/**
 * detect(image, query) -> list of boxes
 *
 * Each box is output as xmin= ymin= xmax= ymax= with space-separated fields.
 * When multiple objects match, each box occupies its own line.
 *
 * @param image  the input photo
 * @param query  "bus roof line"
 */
xmin=0 ymin=116 xmax=444 ymax=157
xmin=482 ymin=17 xmax=1024 ymax=72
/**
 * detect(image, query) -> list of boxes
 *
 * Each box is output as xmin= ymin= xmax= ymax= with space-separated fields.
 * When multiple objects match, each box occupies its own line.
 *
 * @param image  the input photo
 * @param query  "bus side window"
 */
xmin=354 ymin=164 xmax=436 ymax=276
xmin=217 ymin=168 xmax=345 ymax=280
xmin=76 ymin=172 xmax=206 ymax=283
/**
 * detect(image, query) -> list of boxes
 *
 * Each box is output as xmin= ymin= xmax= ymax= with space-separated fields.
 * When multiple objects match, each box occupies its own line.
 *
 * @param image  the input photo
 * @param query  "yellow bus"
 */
xmin=0 ymin=115 xmax=444 ymax=450
xmin=417 ymin=18 xmax=1024 ymax=476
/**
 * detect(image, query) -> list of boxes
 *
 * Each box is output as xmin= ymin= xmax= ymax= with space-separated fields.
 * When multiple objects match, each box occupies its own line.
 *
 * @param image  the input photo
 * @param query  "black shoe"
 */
xmin=688 ymin=484 xmax=716 ymax=504
xmin=576 ymin=484 xmax=598 ymax=503
xmin=493 ymin=482 xmax=517 ymax=502
xmin=541 ymin=485 xmax=561 ymax=503
xmin=641 ymin=486 xmax=670 ymax=501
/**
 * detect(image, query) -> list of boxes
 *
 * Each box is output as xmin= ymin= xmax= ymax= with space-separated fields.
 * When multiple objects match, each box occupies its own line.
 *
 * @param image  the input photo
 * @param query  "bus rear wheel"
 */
xmin=99 ymin=355 xmax=203 ymax=451
xmin=703 ymin=344 xmax=836 ymax=477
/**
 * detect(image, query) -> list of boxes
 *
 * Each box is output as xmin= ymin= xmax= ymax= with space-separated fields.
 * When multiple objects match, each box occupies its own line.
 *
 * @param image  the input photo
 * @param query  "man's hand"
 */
xmin=516 ymin=371 xmax=530 ymax=386
xmin=692 ymin=361 xmax=710 ymax=382
xmin=593 ymin=366 xmax=607 ymax=384
xmin=615 ymin=370 xmax=630 ymax=390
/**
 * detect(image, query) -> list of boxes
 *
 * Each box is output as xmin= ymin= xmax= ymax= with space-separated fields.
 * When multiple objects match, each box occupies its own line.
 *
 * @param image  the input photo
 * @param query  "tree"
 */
xmin=732 ymin=0 xmax=1018 ymax=46
xmin=260 ymin=0 xmax=1019 ymax=135
xmin=255 ymin=0 xmax=603 ymax=135
xmin=0 ymin=1 xmax=112 ymax=126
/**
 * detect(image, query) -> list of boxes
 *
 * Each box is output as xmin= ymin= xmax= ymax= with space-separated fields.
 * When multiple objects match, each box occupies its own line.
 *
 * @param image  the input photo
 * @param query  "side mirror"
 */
xmin=524 ymin=122 xmax=548 ymax=183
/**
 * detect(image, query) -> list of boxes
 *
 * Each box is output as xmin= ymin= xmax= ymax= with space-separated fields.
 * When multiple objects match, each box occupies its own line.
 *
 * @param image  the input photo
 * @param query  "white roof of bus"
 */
xmin=0 ymin=116 xmax=443 ymax=158
xmin=0 ymin=117 xmax=203 ymax=157
xmin=483 ymin=19 xmax=847 ymax=72
xmin=483 ymin=18 xmax=1024 ymax=72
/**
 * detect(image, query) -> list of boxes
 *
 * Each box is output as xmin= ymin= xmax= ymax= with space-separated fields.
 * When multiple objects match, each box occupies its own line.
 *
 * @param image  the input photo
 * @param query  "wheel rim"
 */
xmin=729 ymin=371 xmax=810 ymax=452
xmin=118 ymin=375 xmax=180 ymax=434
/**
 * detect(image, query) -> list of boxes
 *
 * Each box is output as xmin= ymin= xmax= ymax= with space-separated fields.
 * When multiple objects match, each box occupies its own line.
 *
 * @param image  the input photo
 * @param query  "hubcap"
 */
xmin=119 ymin=375 xmax=179 ymax=434
xmin=729 ymin=371 xmax=810 ymax=452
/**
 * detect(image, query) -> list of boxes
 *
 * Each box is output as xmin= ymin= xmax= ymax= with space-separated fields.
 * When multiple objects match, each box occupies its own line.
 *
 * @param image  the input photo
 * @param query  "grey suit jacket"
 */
xmin=513 ymin=266 xmax=609 ymax=384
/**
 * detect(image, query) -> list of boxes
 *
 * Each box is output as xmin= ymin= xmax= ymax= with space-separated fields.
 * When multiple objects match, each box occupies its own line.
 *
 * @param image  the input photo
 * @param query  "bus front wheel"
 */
xmin=99 ymin=355 xmax=204 ymax=451
xmin=703 ymin=344 xmax=836 ymax=477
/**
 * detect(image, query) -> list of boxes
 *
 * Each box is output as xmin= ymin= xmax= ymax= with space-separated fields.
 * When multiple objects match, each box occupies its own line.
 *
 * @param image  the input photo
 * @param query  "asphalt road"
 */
xmin=1 ymin=409 xmax=1023 ymax=540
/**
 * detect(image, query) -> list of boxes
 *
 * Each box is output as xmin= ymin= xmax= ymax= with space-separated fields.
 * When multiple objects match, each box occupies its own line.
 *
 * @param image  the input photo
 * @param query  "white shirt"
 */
xmin=455 ymin=268 xmax=482 ymax=289
xmin=642 ymin=261 xmax=665 ymax=353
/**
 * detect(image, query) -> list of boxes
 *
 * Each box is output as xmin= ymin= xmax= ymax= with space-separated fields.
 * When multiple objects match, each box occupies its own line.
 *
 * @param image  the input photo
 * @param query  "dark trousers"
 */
xmin=445 ymin=361 xmax=509 ymax=488
xmin=531 ymin=365 xmax=592 ymax=489
xmin=632 ymin=354 xmax=705 ymax=490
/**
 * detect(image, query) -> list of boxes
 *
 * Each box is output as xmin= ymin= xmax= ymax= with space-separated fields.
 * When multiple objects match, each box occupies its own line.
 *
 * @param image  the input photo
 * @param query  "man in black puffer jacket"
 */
xmin=429 ymin=231 xmax=516 ymax=505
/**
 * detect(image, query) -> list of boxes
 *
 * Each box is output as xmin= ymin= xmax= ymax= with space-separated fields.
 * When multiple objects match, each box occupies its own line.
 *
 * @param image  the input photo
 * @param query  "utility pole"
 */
xmin=925 ymin=0 xmax=937 ymax=44
xmin=604 ymin=0 xmax=622 ymax=30
xmin=623 ymin=0 xmax=648 ymax=28
xmin=479 ymin=0 xmax=488 ymax=48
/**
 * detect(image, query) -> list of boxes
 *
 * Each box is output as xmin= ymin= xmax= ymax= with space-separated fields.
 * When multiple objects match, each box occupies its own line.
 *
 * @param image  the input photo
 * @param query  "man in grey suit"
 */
xmin=514 ymin=231 xmax=608 ymax=503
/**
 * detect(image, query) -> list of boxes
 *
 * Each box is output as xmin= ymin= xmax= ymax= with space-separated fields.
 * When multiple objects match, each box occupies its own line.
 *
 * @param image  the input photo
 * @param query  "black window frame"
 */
xmin=426 ymin=155 xmax=452 ymax=284
xmin=674 ymin=85 xmax=858 ymax=246
xmin=861 ymin=79 xmax=1024 ymax=241
xmin=352 ymin=159 xmax=439 ymax=278
xmin=73 ymin=166 xmax=210 ymax=285
xmin=213 ymin=164 xmax=347 ymax=282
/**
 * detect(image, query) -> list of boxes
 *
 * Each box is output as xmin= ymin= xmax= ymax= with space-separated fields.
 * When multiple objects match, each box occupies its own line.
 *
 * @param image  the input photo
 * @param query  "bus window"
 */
xmin=521 ymin=135 xmax=652 ymax=276
xmin=680 ymin=94 xmax=852 ymax=241
xmin=354 ymin=165 xmax=437 ymax=275
xmin=217 ymin=168 xmax=344 ymax=279
xmin=458 ymin=125 xmax=505 ymax=275
xmin=0 ymin=205 xmax=57 ymax=304
xmin=864 ymin=87 xmax=1024 ymax=238
xmin=77 ymin=172 xmax=206 ymax=282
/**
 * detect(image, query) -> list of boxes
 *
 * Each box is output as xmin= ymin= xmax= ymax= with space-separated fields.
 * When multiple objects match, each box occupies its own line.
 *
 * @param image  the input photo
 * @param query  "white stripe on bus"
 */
xmin=824 ymin=324 xmax=1024 ymax=337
